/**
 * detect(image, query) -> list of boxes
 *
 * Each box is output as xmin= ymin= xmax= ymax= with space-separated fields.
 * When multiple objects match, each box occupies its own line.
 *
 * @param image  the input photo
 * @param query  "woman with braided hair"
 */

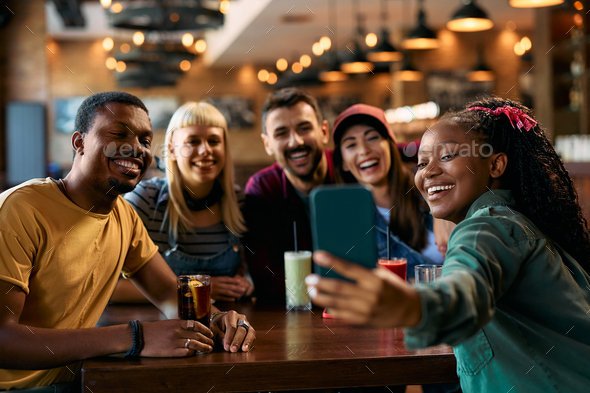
xmin=304 ymin=96 xmax=590 ymax=392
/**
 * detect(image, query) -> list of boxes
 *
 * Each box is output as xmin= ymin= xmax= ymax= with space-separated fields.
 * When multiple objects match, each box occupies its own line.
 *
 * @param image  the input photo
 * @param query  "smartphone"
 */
xmin=310 ymin=184 xmax=378 ymax=280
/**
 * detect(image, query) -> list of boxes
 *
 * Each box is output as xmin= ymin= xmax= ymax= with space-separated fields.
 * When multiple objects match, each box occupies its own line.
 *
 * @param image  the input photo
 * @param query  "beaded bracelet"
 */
xmin=124 ymin=320 xmax=144 ymax=358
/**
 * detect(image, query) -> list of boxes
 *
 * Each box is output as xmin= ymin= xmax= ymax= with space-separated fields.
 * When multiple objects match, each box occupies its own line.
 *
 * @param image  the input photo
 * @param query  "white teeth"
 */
xmin=290 ymin=152 xmax=308 ymax=159
xmin=195 ymin=161 xmax=215 ymax=168
xmin=427 ymin=185 xmax=455 ymax=195
xmin=359 ymin=159 xmax=379 ymax=169
xmin=114 ymin=160 xmax=139 ymax=169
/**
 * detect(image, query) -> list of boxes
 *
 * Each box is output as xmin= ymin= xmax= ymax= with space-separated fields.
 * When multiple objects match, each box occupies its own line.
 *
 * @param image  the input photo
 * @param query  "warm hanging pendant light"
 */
xmin=402 ymin=0 xmax=440 ymax=50
xmin=340 ymin=0 xmax=375 ymax=74
xmin=368 ymin=29 xmax=403 ymax=62
xmin=319 ymin=0 xmax=349 ymax=82
xmin=509 ymin=0 xmax=564 ymax=8
xmin=447 ymin=0 xmax=494 ymax=32
xmin=341 ymin=41 xmax=375 ymax=74
xmin=320 ymin=54 xmax=350 ymax=82
xmin=467 ymin=50 xmax=495 ymax=82
xmin=396 ymin=55 xmax=423 ymax=81
xmin=467 ymin=64 xmax=495 ymax=82
xmin=367 ymin=0 xmax=403 ymax=63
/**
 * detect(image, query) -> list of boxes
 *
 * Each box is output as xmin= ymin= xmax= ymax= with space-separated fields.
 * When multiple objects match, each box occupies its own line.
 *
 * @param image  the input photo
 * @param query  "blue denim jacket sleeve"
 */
xmin=374 ymin=210 xmax=436 ymax=277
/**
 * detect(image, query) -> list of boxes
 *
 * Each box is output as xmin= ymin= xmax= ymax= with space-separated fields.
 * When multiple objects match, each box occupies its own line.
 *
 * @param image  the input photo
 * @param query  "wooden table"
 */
xmin=82 ymin=302 xmax=458 ymax=392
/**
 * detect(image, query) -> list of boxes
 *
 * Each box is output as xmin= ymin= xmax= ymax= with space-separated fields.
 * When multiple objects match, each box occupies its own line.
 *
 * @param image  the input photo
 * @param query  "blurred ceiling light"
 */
xmin=447 ymin=0 xmax=493 ymax=32
xmin=319 ymin=69 xmax=349 ymax=82
xmin=467 ymin=69 xmax=495 ymax=82
xmin=340 ymin=42 xmax=375 ymax=74
xmin=514 ymin=42 xmax=525 ymax=56
xmin=365 ymin=33 xmax=378 ymax=47
xmin=467 ymin=54 xmax=495 ymax=82
xmin=100 ymin=0 xmax=112 ymax=8
xmin=258 ymin=69 xmax=270 ymax=82
xmin=111 ymin=2 xmax=122 ymax=13
xmin=276 ymin=58 xmax=288 ymax=71
xmin=312 ymin=42 xmax=324 ymax=56
xmin=102 ymin=37 xmax=114 ymax=51
xmin=320 ymin=36 xmax=332 ymax=50
xmin=574 ymin=1 xmax=583 ymax=10
xmin=402 ymin=0 xmax=440 ymax=50
xmin=520 ymin=36 xmax=532 ymax=50
xmin=300 ymin=54 xmax=312 ymax=67
xmin=182 ymin=33 xmax=194 ymax=47
xmin=506 ymin=20 xmax=517 ymax=31
xmin=396 ymin=65 xmax=423 ymax=81
xmin=170 ymin=13 xmax=180 ymax=22
xmin=574 ymin=14 xmax=584 ymax=28
xmin=509 ymin=0 xmax=564 ymax=7
xmin=180 ymin=60 xmax=191 ymax=71
xmin=132 ymin=31 xmax=144 ymax=46
xmin=120 ymin=43 xmax=130 ymax=53
xmin=367 ymin=29 xmax=403 ymax=63
xmin=267 ymin=72 xmax=278 ymax=85
xmin=105 ymin=57 xmax=117 ymax=70
xmin=195 ymin=39 xmax=207 ymax=53
xmin=367 ymin=1 xmax=403 ymax=63
xmin=219 ymin=0 xmax=231 ymax=14
xmin=292 ymin=62 xmax=303 ymax=74
xmin=116 ymin=61 xmax=126 ymax=73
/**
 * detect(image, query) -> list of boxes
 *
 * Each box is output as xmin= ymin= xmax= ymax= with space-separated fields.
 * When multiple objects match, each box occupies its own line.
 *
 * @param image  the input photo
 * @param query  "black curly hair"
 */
xmin=441 ymin=96 xmax=590 ymax=272
xmin=74 ymin=91 xmax=149 ymax=135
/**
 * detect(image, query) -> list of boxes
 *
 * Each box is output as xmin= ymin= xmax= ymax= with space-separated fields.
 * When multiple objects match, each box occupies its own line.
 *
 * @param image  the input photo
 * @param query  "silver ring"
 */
xmin=186 ymin=320 xmax=195 ymax=330
xmin=237 ymin=320 xmax=250 ymax=334
xmin=184 ymin=338 xmax=191 ymax=349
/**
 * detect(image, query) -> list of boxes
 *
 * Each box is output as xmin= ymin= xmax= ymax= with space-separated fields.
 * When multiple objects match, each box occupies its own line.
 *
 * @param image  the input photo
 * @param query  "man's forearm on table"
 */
xmin=0 ymin=323 xmax=132 ymax=369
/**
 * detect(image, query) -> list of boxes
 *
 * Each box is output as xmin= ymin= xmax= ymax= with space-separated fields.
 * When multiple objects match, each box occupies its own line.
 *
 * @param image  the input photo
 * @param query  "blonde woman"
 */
xmin=115 ymin=102 xmax=253 ymax=302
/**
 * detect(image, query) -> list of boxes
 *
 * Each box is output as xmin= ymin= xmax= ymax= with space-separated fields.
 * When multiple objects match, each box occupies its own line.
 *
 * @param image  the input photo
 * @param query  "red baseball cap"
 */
xmin=332 ymin=104 xmax=396 ymax=144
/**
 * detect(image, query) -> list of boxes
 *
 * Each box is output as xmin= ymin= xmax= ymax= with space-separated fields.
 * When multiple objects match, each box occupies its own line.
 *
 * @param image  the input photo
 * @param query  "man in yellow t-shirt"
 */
xmin=0 ymin=92 xmax=256 ymax=391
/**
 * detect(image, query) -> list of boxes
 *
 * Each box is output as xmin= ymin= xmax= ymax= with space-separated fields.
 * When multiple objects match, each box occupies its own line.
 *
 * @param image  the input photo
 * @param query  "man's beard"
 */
xmin=108 ymin=177 xmax=136 ymax=194
xmin=284 ymin=146 xmax=323 ymax=182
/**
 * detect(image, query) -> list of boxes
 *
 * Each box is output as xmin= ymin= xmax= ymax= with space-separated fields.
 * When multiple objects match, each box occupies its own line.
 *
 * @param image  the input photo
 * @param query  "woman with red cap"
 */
xmin=332 ymin=104 xmax=444 ymax=274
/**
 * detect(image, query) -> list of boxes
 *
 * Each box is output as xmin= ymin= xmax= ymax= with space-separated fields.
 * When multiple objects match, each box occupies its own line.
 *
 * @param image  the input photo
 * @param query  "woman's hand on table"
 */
xmin=305 ymin=251 xmax=423 ymax=328
xmin=211 ymin=275 xmax=253 ymax=301
xmin=140 ymin=319 xmax=215 ymax=357
xmin=211 ymin=310 xmax=256 ymax=353
xmin=234 ymin=274 xmax=255 ymax=297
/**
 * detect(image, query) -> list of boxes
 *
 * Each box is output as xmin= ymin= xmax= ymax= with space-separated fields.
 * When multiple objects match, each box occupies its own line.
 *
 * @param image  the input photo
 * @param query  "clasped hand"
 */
xmin=140 ymin=310 xmax=255 ymax=357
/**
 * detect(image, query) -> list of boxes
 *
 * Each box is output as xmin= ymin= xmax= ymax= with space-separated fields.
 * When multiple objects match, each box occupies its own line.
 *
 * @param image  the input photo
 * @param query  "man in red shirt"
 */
xmin=243 ymin=88 xmax=334 ymax=303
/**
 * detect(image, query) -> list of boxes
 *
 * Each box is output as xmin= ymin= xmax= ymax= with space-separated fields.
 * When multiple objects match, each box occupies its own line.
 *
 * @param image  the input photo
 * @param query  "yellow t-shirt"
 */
xmin=0 ymin=178 xmax=159 ymax=389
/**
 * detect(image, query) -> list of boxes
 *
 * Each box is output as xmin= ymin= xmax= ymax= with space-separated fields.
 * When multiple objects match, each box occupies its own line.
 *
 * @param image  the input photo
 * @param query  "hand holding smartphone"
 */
xmin=310 ymin=185 xmax=378 ymax=281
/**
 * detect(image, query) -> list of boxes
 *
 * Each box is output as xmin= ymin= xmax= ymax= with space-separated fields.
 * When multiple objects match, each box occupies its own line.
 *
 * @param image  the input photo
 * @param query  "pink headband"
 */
xmin=467 ymin=106 xmax=537 ymax=132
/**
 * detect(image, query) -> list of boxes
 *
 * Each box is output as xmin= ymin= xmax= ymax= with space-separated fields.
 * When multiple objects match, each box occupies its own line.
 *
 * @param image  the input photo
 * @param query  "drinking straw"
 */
xmin=293 ymin=221 xmax=298 ymax=252
xmin=386 ymin=227 xmax=390 ymax=260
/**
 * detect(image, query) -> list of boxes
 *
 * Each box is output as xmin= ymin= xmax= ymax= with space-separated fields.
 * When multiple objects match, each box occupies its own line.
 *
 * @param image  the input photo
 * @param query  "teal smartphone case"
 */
xmin=310 ymin=184 xmax=378 ymax=280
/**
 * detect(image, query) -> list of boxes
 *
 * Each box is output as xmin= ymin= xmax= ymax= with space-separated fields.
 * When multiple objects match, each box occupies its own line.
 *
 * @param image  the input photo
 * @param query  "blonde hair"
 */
xmin=163 ymin=101 xmax=246 ymax=243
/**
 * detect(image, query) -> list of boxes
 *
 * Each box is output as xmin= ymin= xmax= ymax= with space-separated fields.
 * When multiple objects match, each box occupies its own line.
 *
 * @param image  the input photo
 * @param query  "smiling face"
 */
xmin=340 ymin=124 xmax=392 ymax=188
xmin=75 ymin=102 xmax=153 ymax=194
xmin=170 ymin=125 xmax=225 ymax=190
xmin=262 ymin=101 xmax=329 ymax=181
xmin=415 ymin=120 xmax=505 ymax=224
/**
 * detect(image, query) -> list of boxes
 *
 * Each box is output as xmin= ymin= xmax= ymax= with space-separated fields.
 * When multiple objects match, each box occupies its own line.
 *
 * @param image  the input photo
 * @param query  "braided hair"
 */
xmin=441 ymin=96 xmax=590 ymax=272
